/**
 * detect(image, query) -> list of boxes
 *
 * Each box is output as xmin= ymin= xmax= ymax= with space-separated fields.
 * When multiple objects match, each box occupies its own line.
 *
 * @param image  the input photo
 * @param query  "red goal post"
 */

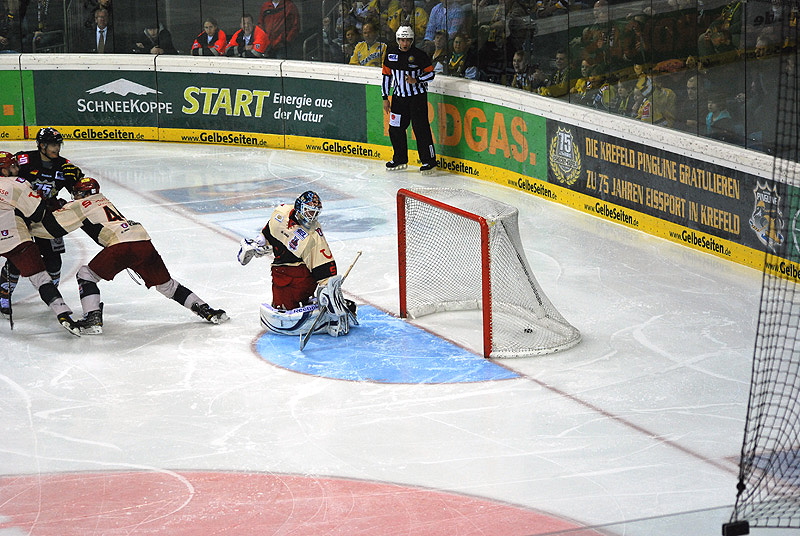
xmin=397 ymin=188 xmax=580 ymax=358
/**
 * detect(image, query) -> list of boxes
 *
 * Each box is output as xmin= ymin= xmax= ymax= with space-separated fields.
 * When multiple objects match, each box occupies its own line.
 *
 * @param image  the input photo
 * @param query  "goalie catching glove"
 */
xmin=238 ymin=235 xmax=271 ymax=265
xmin=316 ymin=275 xmax=358 ymax=337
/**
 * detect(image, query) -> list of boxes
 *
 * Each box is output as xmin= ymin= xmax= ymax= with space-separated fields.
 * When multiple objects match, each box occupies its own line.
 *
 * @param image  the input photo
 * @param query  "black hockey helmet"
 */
xmin=36 ymin=127 xmax=64 ymax=149
xmin=294 ymin=190 xmax=322 ymax=226
xmin=73 ymin=177 xmax=100 ymax=199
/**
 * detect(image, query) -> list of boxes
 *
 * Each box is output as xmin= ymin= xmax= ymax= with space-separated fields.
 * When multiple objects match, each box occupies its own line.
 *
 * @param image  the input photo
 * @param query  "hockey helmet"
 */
xmin=36 ymin=127 xmax=64 ymax=148
xmin=294 ymin=190 xmax=322 ymax=226
xmin=0 ymin=151 xmax=17 ymax=173
xmin=396 ymin=25 xmax=414 ymax=42
xmin=72 ymin=177 xmax=100 ymax=199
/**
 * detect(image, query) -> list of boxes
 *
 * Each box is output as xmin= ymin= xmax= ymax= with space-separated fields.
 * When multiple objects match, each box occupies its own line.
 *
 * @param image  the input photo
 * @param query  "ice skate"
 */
xmin=386 ymin=160 xmax=408 ymax=171
xmin=57 ymin=313 xmax=82 ymax=337
xmin=192 ymin=302 xmax=229 ymax=324
xmin=419 ymin=161 xmax=437 ymax=174
xmin=78 ymin=303 xmax=103 ymax=335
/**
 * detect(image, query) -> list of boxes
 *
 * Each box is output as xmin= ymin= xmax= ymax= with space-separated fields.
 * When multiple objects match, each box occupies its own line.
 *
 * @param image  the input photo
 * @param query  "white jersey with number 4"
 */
xmin=30 ymin=193 xmax=151 ymax=246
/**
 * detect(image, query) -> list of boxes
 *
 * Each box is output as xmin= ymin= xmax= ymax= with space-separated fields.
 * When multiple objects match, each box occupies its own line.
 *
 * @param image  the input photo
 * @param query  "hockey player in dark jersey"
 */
xmin=0 ymin=127 xmax=83 ymax=316
xmin=381 ymin=25 xmax=438 ymax=174
xmin=237 ymin=191 xmax=357 ymax=338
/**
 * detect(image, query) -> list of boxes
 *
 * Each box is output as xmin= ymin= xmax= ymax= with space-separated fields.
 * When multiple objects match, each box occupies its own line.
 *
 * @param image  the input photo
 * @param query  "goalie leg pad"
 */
xmin=316 ymin=275 xmax=355 ymax=337
xmin=260 ymin=302 xmax=330 ymax=336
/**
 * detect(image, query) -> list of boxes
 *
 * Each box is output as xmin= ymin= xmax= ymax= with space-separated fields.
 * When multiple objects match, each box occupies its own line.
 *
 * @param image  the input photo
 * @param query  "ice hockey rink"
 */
xmin=0 ymin=140 xmax=792 ymax=535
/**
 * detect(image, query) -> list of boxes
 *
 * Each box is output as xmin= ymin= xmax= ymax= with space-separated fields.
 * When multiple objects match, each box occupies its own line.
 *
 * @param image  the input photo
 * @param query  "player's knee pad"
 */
xmin=171 ymin=284 xmax=193 ymax=307
xmin=75 ymin=266 xmax=99 ymax=297
xmin=29 ymin=271 xmax=61 ymax=305
xmin=260 ymin=302 xmax=329 ymax=336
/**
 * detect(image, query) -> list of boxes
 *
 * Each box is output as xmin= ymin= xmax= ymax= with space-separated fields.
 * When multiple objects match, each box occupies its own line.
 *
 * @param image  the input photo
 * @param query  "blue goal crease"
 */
xmin=255 ymin=306 xmax=520 ymax=384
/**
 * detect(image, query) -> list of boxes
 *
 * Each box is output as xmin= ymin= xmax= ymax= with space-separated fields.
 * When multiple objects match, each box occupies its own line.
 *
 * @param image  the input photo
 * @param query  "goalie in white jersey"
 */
xmin=30 ymin=176 xmax=228 ymax=334
xmin=237 ymin=190 xmax=357 ymax=338
xmin=0 ymin=151 xmax=82 ymax=335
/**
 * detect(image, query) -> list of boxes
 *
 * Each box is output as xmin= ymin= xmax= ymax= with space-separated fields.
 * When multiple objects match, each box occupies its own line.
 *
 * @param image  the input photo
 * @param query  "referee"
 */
xmin=381 ymin=26 xmax=438 ymax=174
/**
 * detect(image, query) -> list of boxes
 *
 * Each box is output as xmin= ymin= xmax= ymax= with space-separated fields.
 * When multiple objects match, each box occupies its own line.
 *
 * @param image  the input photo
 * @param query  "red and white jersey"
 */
xmin=30 ymin=193 xmax=150 ymax=247
xmin=0 ymin=176 xmax=47 ymax=254
xmin=262 ymin=203 xmax=337 ymax=284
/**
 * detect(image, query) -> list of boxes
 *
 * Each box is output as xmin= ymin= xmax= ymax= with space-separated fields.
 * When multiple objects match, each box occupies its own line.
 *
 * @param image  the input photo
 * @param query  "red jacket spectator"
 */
xmin=191 ymin=18 xmax=227 ymax=56
xmin=258 ymin=0 xmax=299 ymax=55
xmin=226 ymin=15 xmax=269 ymax=57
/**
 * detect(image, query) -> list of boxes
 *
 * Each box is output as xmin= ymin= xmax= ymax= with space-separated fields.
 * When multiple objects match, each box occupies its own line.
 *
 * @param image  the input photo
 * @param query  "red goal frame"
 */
xmin=397 ymin=188 xmax=493 ymax=358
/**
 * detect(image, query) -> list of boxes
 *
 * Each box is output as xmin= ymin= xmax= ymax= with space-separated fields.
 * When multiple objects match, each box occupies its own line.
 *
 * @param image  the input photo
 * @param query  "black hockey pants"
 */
xmin=389 ymin=92 xmax=436 ymax=166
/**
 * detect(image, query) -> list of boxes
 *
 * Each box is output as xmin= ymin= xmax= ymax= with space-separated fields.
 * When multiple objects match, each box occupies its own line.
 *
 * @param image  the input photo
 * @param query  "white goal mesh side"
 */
xmin=399 ymin=188 xmax=580 ymax=357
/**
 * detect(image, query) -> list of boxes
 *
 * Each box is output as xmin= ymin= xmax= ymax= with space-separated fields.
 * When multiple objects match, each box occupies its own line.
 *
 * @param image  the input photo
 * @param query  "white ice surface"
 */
xmin=0 ymin=140 xmax=781 ymax=535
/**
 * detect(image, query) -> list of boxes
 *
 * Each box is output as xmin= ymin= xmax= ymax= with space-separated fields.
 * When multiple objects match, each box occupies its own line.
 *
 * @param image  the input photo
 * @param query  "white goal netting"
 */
xmin=398 ymin=188 xmax=580 ymax=358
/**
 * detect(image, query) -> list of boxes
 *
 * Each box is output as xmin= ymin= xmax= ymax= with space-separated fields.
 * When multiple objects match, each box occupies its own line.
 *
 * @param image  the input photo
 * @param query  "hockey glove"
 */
xmin=237 ymin=237 xmax=270 ymax=265
xmin=46 ymin=197 xmax=67 ymax=210
xmin=60 ymin=163 xmax=84 ymax=184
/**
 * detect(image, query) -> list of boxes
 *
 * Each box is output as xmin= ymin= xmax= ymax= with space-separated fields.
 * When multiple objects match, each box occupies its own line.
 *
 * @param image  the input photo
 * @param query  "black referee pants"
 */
xmin=389 ymin=92 xmax=436 ymax=166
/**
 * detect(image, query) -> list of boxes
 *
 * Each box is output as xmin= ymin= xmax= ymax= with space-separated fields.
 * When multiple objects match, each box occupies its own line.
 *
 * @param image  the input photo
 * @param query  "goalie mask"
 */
xmin=73 ymin=177 xmax=100 ymax=199
xmin=294 ymin=190 xmax=322 ymax=227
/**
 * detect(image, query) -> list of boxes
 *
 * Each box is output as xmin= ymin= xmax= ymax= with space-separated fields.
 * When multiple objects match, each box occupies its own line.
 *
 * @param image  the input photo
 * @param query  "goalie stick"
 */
xmin=299 ymin=250 xmax=362 ymax=351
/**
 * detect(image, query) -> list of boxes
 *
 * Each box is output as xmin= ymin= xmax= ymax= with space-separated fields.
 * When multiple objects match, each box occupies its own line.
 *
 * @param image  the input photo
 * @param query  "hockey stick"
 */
xmin=299 ymin=250 xmax=362 ymax=351
xmin=1 ymin=303 xmax=11 ymax=331
xmin=1 ymin=263 xmax=12 ymax=330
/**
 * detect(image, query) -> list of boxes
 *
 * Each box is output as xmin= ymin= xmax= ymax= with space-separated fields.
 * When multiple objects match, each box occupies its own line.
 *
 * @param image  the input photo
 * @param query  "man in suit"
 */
xmin=88 ymin=7 xmax=114 ymax=52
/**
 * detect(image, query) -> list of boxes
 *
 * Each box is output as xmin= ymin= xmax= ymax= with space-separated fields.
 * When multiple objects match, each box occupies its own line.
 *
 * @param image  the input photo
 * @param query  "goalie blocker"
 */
xmin=260 ymin=275 xmax=358 ymax=337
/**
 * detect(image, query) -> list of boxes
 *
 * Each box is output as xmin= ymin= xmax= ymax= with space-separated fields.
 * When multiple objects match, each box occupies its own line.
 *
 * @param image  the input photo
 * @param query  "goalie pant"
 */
xmin=29 ymin=192 xmax=219 ymax=319
xmin=0 ymin=176 xmax=76 ymax=320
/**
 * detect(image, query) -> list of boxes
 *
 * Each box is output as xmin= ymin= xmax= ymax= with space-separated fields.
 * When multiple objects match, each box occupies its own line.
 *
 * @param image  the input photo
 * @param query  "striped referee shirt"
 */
xmin=381 ymin=45 xmax=435 ymax=98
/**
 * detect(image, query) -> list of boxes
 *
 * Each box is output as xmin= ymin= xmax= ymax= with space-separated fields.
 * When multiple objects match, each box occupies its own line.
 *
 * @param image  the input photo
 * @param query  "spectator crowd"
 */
xmin=0 ymin=0 xmax=796 ymax=155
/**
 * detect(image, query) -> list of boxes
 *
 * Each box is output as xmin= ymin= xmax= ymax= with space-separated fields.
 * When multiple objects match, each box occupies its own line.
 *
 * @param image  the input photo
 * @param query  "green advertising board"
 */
xmin=281 ymin=78 xmax=367 ymax=141
xmin=0 ymin=69 xmax=29 ymax=139
xmin=32 ymin=70 xmax=160 ymax=128
xmin=153 ymin=72 xmax=367 ymax=141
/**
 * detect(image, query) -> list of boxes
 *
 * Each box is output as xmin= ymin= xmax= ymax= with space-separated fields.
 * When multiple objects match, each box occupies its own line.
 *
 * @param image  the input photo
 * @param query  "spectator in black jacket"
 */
xmin=0 ymin=0 xmax=22 ymax=52
xmin=132 ymin=22 xmax=177 ymax=55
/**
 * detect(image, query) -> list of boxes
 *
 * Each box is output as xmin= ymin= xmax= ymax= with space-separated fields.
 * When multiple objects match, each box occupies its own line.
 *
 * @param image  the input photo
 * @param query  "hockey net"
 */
xmin=397 ymin=188 xmax=580 ymax=358
xmin=724 ymin=22 xmax=800 ymax=535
